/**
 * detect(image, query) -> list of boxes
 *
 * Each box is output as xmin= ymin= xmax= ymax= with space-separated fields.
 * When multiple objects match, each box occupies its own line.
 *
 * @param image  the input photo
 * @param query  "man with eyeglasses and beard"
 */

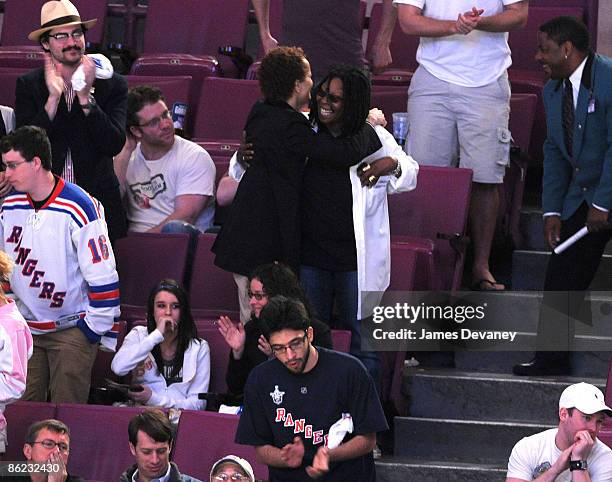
xmin=235 ymin=296 xmax=388 ymax=481
xmin=0 ymin=419 xmax=85 ymax=481
xmin=15 ymin=0 xmax=128 ymax=243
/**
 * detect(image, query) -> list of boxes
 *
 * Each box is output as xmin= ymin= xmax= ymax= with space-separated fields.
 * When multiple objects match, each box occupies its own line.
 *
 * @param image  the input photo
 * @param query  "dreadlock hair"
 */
xmin=309 ymin=65 xmax=371 ymax=138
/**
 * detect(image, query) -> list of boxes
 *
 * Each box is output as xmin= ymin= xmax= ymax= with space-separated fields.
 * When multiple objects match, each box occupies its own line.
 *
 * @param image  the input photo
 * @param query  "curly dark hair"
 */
xmin=249 ymin=262 xmax=315 ymax=319
xmin=259 ymin=295 xmax=311 ymax=339
xmin=258 ymin=46 xmax=308 ymax=103
xmin=127 ymin=85 xmax=166 ymax=131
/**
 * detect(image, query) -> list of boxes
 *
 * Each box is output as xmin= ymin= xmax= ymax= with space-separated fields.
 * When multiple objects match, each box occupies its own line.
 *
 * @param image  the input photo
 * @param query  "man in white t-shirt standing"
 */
xmin=114 ymin=85 xmax=216 ymax=233
xmin=393 ymin=0 xmax=528 ymax=291
xmin=507 ymin=382 xmax=612 ymax=482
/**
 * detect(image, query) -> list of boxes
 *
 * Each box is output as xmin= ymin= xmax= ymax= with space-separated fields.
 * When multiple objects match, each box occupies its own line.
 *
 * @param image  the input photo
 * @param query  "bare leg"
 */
xmin=469 ymin=182 xmax=504 ymax=290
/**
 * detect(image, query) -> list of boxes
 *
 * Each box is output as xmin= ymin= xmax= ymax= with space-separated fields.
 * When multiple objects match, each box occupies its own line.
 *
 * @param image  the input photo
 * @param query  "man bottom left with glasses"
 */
xmin=0 ymin=419 xmax=85 ymax=481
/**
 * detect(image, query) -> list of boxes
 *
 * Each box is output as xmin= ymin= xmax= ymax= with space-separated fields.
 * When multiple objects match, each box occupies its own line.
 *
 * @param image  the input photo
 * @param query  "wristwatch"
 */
xmin=390 ymin=158 xmax=402 ymax=178
xmin=80 ymin=94 xmax=96 ymax=111
xmin=569 ymin=460 xmax=588 ymax=471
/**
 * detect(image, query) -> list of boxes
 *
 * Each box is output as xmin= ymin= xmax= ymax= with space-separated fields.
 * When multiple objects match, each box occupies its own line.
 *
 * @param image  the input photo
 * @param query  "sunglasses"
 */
xmin=316 ymin=88 xmax=344 ymax=104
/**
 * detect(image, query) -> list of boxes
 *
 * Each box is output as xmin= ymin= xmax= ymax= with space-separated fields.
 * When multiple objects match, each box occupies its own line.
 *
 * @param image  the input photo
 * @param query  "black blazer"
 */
xmin=15 ymin=68 xmax=128 ymax=241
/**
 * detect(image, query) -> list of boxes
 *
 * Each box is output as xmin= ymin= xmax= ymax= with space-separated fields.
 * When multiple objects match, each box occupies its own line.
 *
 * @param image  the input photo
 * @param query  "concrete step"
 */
xmin=453 ymin=350 xmax=611 ymax=379
xmin=512 ymin=250 xmax=612 ymax=290
xmin=394 ymin=417 xmax=553 ymax=464
xmin=376 ymin=459 xmax=506 ymax=482
xmin=403 ymin=368 xmax=606 ymax=425
xmin=450 ymin=290 xmax=612 ymax=336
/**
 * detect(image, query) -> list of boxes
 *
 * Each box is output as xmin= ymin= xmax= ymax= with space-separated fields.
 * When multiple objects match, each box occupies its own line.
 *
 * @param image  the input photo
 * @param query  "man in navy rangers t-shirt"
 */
xmin=235 ymin=296 xmax=388 ymax=481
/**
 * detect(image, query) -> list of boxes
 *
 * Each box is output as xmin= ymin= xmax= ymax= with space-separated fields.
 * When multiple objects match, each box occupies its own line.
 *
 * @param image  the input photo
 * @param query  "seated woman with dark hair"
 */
xmin=217 ymin=262 xmax=332 ymax=398
xmin=111 ymin=279 xmax=210 ymax=409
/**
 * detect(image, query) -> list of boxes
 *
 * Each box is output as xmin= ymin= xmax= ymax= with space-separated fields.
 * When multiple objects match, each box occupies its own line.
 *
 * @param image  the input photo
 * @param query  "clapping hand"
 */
xmin=44 ymin=54 xmax=64 ymax=100
xmin=306 ymin=446 xmax=330 ymax=479
xmin=281 ymin=437 xmax=305 ymax=468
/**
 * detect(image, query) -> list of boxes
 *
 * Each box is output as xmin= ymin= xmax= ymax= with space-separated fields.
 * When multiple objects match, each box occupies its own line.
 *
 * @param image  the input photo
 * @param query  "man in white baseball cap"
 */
xmin=506 ymin=382 xmax=612 ymax=481
xmin=210 ymin=455 xmax=255 ymax=482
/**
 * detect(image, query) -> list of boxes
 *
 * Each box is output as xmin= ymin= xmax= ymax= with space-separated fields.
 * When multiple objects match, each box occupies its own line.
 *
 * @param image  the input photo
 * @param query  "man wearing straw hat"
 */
xmin=15 ymin=0 xmax=128 ymax=242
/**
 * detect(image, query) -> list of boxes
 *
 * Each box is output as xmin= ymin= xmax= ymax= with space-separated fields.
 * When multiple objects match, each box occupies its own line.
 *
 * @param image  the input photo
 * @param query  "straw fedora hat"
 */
xmin=28 ymin=0 xmax=97 ymax=42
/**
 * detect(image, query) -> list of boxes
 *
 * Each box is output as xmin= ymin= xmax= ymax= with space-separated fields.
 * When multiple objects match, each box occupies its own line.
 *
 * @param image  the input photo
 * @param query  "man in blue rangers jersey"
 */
xmin=0 ymin=126 xmax=120 ymax=403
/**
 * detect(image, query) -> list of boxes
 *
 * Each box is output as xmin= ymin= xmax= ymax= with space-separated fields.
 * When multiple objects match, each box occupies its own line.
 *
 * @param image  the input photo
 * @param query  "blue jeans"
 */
xmin=300 ymin=265 xmax=380 ymax=382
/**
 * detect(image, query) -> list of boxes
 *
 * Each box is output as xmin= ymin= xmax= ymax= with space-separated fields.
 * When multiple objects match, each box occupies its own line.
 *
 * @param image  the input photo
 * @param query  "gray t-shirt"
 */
xmin=282 ymin=0 xmax=366 ymax=80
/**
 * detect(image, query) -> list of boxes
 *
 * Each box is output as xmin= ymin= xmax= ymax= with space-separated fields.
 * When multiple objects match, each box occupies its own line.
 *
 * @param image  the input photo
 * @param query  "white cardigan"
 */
xmin=111 ymin=325 xmax=210 ymax=410
xmin=352 ymin=126 xmax=419 ymax=319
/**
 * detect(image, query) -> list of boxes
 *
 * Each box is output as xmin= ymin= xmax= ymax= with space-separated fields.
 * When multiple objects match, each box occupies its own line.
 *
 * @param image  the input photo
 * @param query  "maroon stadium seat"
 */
xmin=89 ymin=320 xmax=128 ymax=396
xmin=124 ymin=75 xmax=192 ymax=132
xmin=366 ymin=2 xmax=420 ymax=87
xmin=196 ymin=141 xmax=240 ymax=161
xmin=0 ymin=48 xmax=45 ymax=70
xmin=130 ymin=54 xmax=220 ymax=129
xmin=173 ymin=410 xmax=268 ymax=480
xmin=388 ymin=166 xmax=473 ymax=292
xmin=192 ymin=77 xmax=261 ymax=142
xmin=0 ymin=0 xmax=107 ymax=47
xmin=331 ymin=330 xmax=352 ymax=353
xmin=114 ymin=233 xmax=191 ymax=322
xmin=370 ymin=85 xmax=409 ymax=136
xmin=194 ymin=324 xmax=231 ymax=394
xmin=496 ymin=93 xmax=538 ymax=248
xmin=56 ymin=404 xmax=151 ymax=482
xmin=189 ymin=234 xmax=240 ymax=319
xmin=138 ymin=0 xmax=249 ymax=79
xmin=0 ymin=67 xmax=29 ymax=107
xmin=1 ymin=401 xmax=56 ymax=461
xmin=508 ymin=6 xmax=585 ymax=78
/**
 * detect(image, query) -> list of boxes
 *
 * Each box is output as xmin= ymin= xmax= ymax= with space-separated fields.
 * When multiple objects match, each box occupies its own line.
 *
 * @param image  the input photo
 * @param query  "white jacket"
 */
xmin=352 ymin=126 xmax=419 ymax=319
xmin=111 ymin=325 xmax=210 ymax=410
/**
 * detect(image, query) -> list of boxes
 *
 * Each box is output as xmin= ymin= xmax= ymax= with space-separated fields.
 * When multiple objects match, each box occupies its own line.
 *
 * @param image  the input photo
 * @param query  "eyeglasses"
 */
xmin=271 ymin=334 xmax=307 ymax=355
xmin=1 ymin=160 xmax=29 ymax=171
xmin=247 ymin=291 xmax=268 ymax=301
xmin=138 ymin=109 xmax=171 ymax=129
xmin=31 ymin=439 xmax=70 ymax=453
xmin=316 ymin=88 xmax=343 ymax=104
xmin=213 ymin=474 xmax=249 ymax=481
xmin=47 ymin=29 xmax=84 ymax=42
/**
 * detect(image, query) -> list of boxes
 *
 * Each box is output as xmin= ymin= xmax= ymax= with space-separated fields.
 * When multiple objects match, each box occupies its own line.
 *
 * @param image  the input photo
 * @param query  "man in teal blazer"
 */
xmin=514 ymin=16 xmax=612 ymax=376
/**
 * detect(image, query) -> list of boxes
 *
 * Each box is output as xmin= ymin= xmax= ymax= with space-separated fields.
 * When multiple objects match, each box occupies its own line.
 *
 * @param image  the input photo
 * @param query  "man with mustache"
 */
xmin=506 ymin=383 xmax=612 ymax=481
xmin=235 ymin=296 xmax=388 ymax=481
xmin=15 ymin=0 xmax=128 ymax=242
